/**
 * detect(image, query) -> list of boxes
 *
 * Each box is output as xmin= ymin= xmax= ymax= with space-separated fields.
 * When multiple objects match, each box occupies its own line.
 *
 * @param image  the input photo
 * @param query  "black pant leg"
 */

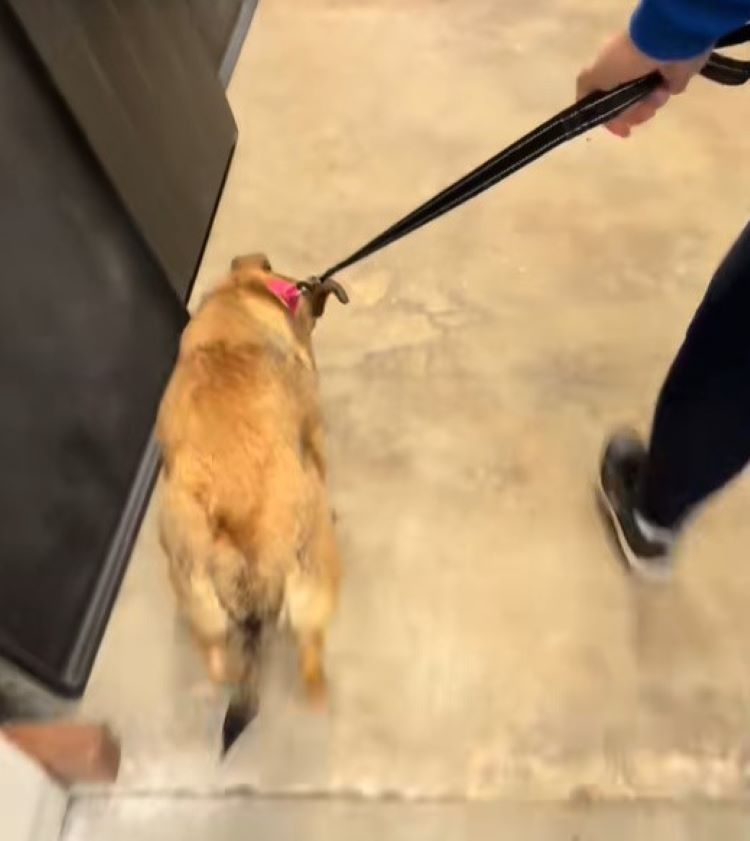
xmin=642 ymin=222 xmax=750 ymax=528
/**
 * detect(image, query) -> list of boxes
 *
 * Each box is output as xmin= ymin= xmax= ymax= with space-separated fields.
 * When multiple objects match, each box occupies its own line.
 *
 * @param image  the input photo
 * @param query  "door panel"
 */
xmin=0 ymin=6 xmax=188 ymax=695
xmin=6 ymin=0 xmax=237 ymax=299
xmin=188 ymin=0 xmax=247 ymax=68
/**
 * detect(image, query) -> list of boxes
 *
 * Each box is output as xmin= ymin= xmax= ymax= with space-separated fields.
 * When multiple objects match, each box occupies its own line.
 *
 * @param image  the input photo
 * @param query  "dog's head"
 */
xmin=228 ymin=253 xmax=347 ymax=329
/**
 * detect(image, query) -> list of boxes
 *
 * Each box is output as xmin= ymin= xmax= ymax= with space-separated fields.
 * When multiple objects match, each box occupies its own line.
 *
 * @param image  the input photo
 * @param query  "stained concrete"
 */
xmin=77 ymin=0 xmax=750 ymax=810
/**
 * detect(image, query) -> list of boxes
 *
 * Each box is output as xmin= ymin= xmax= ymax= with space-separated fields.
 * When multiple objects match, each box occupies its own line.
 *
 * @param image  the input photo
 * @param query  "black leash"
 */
xmin=317 ymin=26 xmax=750 ymax=287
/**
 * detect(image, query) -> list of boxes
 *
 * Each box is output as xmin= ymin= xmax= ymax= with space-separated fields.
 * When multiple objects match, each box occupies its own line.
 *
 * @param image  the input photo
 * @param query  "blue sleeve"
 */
xmin=630 ymin=0 xmax=750 ymax=60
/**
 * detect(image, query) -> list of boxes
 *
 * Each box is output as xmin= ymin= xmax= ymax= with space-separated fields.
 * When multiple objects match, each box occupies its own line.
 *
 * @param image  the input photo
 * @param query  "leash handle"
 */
xmin=319 ymin=27 xmax=750 ymax=283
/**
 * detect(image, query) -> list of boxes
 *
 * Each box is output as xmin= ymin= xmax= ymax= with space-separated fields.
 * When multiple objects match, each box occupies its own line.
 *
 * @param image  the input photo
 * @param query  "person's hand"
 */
xmin=576 ymin=31 xmax=709 ymax=137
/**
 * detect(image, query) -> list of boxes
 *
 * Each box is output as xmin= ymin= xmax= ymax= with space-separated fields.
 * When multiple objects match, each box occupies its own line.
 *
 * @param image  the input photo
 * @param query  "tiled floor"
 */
xmin=69 ymin=0 xmax=750 ymax=834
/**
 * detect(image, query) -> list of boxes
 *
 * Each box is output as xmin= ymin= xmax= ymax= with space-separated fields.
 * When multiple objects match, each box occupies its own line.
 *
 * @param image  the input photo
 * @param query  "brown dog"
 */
xmin=156 ymin=254 xmax=343 ymax=753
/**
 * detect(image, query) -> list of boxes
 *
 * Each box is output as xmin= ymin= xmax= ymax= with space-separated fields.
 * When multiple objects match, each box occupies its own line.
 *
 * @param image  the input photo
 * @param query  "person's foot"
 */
xmin=598 ymin=431 xmax=676 ymax=580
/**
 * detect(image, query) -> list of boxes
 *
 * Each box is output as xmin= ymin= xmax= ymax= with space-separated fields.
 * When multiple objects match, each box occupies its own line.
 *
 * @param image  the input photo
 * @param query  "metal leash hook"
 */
xmin=296 ymin=275 xmax=350 ymax=318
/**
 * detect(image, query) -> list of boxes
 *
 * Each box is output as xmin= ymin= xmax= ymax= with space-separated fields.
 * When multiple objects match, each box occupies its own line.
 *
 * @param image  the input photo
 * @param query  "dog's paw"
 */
xmin=304 ymin=670 xmax=329 ymax=710
xmin=189 ymin=681 xmax=220 ymax=702
xmin=207 ymin=646 xmax=229 ymax=684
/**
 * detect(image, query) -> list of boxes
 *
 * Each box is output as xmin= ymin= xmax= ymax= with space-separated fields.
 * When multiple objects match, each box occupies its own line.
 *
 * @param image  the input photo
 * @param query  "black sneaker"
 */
xmin=598 ymin=431 xmax=676 ymax=580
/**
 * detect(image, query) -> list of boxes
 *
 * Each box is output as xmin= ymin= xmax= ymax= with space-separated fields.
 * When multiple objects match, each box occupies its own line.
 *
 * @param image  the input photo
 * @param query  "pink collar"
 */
xmin=267 ymin=278 xmax=301 ymax=314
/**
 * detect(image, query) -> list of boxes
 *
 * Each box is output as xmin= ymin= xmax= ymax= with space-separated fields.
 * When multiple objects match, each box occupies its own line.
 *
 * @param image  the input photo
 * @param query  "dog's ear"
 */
xmin=231 ymin=253 xmax=272 ymax=273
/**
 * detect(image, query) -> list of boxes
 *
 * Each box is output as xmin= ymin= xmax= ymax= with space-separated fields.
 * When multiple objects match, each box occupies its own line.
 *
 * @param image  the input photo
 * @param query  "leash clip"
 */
xmin=296 ymin=275 xmax=349 ymax=318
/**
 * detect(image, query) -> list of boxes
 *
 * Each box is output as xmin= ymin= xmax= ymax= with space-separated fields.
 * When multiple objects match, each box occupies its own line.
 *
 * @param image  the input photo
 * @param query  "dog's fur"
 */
xmin=156 ymin=254 xmax=340 ymax=751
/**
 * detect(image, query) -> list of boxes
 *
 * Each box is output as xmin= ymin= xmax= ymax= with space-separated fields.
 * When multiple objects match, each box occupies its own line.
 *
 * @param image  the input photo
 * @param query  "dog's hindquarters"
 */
xmin=160 ymin=446 xmax=339 ymax=750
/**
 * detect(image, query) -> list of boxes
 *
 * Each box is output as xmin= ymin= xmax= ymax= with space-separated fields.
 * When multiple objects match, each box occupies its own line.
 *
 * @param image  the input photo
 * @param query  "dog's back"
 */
xmin=156 ymin=257 xmax=339 ymax=752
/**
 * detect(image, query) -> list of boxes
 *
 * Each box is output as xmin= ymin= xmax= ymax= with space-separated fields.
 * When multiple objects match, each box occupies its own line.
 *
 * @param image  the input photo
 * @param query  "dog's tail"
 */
xmin=211 ymin=525 xmax=284 ymax=757
xmin=221 ymin=615 xmax=264 ymax=756
xmin=160 ymin=473 xmax=285 ymax=756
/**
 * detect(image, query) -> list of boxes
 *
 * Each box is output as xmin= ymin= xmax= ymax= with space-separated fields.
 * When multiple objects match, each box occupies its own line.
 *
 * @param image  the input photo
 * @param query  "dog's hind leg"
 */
xmin=285 ymin=503 xmax=340 ymax=704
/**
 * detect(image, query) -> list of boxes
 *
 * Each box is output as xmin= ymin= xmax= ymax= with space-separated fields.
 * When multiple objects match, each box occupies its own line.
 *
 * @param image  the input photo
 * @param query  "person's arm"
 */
xmin=631 ymin=0 xmax=750 ymax=60
xmin=577 ymin=0 xmax=750 ymax=137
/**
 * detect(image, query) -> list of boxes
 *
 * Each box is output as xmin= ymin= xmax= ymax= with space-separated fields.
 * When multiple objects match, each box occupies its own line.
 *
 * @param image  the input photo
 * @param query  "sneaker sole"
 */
xmin=596 ymin=477 xmax=673 ymax=583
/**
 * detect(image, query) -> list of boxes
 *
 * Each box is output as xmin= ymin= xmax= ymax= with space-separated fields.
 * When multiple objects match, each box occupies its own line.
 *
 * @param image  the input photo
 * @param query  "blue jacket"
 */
xmin=631 ymin=0 xmax=750 ymax=59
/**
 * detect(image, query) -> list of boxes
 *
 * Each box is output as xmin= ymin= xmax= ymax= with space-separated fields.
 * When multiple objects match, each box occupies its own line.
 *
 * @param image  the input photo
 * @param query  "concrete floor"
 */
xmin=70 ymin=0 xmax=750 ymax=833
xmin=62 ymin=797 xmax=750 ymax=841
